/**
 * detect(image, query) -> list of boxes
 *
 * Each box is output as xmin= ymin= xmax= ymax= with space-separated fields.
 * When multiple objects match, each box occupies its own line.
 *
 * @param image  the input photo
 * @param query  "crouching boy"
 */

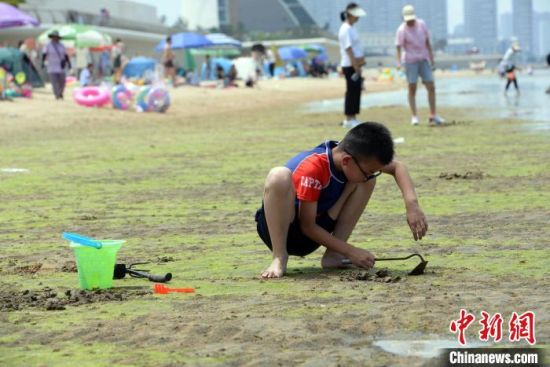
xmin=255 ymin=122 xmax=428 ymax=278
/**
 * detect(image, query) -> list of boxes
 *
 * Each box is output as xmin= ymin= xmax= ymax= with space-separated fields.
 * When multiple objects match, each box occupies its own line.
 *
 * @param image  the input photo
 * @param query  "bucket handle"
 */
xmin=63 ymin=232 xmax=102 ymax=249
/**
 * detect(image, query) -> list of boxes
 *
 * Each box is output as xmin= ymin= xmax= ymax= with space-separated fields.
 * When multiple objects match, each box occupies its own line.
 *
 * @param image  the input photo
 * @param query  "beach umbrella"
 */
xmin=155 ymin=32 xmax=212 ymax=52
xmin=38 ymin=24 xmax=112 ymax=48
xmin=277 ymin=46 xmax=308 ymax=61
xmin=301 ymin=44 xmax=325 ymax=54
xmin=205 ymin=33 xmax=241 ymax=48
xmin=191 ymin=33 xmax=241 ymax=57
xmin=190 ymin=48 xmax=241 ymax=57
xmin=0 ymin=3 xmax=39 ymax=28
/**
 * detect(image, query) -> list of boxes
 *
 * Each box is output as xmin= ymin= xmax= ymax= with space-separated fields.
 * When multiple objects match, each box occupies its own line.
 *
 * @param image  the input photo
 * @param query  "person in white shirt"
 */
xmin=338 ymin=3 xmax=366 ymax=128
xmin=265 ymin=49 xmax=276 ymax=77
xmin=79 ymin=63 xmax=93 ymax=86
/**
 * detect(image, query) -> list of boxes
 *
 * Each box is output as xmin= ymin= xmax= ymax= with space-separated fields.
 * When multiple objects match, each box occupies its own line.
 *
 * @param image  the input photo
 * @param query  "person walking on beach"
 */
xmin=112 ymin=38 xmax=125 ymax=84
xmin=500 ymin=43 xmax=521 ymax=95
xmin=338 ymin=2 xmax=367 ymax=129
xmin=41 ymin=30 xmax=71 ymax=100
xmin=163 ymin=36 xmax=177 ymax=87
xmin=395 ymin=5 xmax=444 ymax=126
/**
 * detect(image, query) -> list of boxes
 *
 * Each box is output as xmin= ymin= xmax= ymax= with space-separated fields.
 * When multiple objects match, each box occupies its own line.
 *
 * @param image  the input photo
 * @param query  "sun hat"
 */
xmin=48 ymin=30 xmax=61 ymax=39
xmin=347 ymin=3 xmax=366 ymax=17
xmin=402 ymin=5 xmax=416 ymax=21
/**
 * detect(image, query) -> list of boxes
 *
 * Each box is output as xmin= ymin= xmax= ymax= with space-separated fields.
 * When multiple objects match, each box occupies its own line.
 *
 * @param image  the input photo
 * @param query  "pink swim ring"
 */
xmin=73 ymin=87 xmax=111 ymax=107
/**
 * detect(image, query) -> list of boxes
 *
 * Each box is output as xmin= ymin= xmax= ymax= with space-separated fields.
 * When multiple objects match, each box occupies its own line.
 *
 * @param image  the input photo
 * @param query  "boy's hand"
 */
xmin=348 ymin=247 xmax=375 ymax=269
xmin=406 ymin=205 xmax=428 ymax=240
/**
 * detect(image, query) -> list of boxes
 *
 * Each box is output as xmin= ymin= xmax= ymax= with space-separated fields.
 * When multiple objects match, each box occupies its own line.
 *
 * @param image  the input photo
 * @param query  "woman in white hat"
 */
xmin=395 ymin=5 xmax=444 ymax=126
xmin=338 ymin=2 xmax=366 ymax=128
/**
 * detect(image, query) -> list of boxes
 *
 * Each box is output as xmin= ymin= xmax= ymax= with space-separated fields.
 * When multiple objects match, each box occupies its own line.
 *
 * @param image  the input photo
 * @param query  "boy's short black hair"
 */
xmin=339 ymin=122 xmax=394 ymax=165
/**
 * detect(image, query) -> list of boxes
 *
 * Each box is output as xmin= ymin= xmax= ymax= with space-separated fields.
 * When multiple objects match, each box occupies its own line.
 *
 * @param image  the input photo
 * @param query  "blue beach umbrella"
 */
xmin=155 ymin=32 xmax=212 ymax=52
xmin=301 ymin=44 xmax=326 ymax=54
xmin=278 ymin=46 xmax=308 ymax=61
xmin=205 ymin=33 xmax=241 ymax=48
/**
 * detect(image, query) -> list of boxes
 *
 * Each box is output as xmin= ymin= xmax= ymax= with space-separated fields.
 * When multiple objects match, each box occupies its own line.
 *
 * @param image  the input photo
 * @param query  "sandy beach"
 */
xmin=1 ymin=73 xmax=548 ymax=366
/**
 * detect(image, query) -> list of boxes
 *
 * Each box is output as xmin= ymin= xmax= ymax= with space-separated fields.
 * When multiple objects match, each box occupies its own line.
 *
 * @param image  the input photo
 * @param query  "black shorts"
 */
xmin=164 ymin=60 xmax=174 ymax=68
xmin=255 ymin=203 xmax=337 ymax=257
xmin=113 ymin=55 xmax=122 ymax=69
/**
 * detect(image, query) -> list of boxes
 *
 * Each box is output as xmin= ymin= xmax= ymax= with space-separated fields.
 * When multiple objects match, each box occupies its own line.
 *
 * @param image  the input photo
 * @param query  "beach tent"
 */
xmin=201 ymin=57 xmax=233 ymax=80
xmin=123 ymin=57 xmax=156 ymax=78
xmin=212 ymin=58 xmax=233 ymax=74
xmin=0 ymin=3 xmax=39 ymax=28
xmin=202 ymin=56 xmax=240 ymax=80
xmin=0 ymin=47 xmax=44 ymax=87
xmin=301 ymin=44 xmax=326 ymax=54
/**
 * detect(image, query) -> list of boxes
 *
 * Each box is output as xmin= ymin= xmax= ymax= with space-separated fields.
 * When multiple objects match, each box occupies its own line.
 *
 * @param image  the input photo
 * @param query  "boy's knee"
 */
xmin=265 ymin=167 xmax=293 ymax=193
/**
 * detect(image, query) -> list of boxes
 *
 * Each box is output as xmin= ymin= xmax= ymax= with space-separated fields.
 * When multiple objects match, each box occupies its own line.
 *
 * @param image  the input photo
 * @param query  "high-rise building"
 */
xmin=299 ymin=0 xmax=355 ymax=35
xmin=407 ymin=0 xmax=447 ymax=46
xmin=533 ymin=12 xmax=550 ymax=58
xmin=512 ymin=0 xmax=533 ymax=58
xmin=464 ymin=0 xmax=497 ymax=54
xmin=300 ymin=0 xmax=447 ymax=51
xmin=499 ymin=13 xmax=514 ymax=41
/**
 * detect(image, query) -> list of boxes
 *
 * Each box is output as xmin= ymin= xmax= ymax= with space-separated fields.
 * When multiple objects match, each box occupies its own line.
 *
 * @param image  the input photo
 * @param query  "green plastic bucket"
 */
xmin=70 ymin=240 xmax=125 ymax=290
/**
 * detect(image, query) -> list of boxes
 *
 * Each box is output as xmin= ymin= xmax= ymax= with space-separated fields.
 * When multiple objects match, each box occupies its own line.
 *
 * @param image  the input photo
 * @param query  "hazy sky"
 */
xmin=133 ymin=0 xmax=550 ymax=32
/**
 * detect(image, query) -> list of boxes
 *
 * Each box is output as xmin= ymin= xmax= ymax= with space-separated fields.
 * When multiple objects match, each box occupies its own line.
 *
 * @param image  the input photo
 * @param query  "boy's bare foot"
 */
xmin=261 ymin=256 xmax=288 ymax=279
xmin=321 ymin=249 xmax=350 ymax=269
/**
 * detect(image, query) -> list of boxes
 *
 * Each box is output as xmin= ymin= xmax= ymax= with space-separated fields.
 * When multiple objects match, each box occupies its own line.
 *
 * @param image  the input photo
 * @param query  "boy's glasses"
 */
xmin=348 ymin=153 xmax=382 ymax=182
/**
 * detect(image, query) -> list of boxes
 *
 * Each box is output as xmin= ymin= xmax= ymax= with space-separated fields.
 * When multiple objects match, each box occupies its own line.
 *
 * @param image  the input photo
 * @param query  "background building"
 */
xmin=464 ymin=0 xmax=497 ymax=54
xmin=0 ymin=0 xmax=168 ymax=57
xmin=512 ymin=0 xmax=533 ymax=59
xmin=499 ymin=13 xmax=514 ymax=41
xmin=184 ymin=0 xmax=317 ymax=34
xmin=182 ymin=0 xmax=220 ymax=31
xmin=533 ymin=12 xmax=550 ymax=58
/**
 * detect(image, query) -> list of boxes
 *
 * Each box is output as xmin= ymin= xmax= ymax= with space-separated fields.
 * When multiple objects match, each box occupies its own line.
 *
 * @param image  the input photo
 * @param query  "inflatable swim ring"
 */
xmin=20 ymin=84 xmax=32 ymax=98
xmin=73 ymin=87 xmax=110 ymax=107
xmin=146 ymin=87 xmax=170 ymax=113
xmin=111 ymin=84 xmax=133 ymax=110
xmin=135 ymin=86 xmax=151 ymax=112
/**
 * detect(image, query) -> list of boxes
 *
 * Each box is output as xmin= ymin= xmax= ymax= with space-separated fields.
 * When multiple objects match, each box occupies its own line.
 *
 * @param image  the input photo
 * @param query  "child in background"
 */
xmin=79 ymin=63 xmax=94 ymax=86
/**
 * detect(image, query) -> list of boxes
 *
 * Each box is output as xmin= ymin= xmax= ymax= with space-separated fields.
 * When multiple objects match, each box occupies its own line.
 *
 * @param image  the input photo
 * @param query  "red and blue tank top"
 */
xmin=285 ymin=140 xmax=347 ymax=213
